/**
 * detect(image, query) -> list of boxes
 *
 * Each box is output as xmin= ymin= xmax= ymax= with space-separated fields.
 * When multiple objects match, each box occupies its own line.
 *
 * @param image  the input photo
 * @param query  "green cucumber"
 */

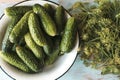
xmin=44 ymin=3 xmax=55 ymax=18
xmin=28 ymin=12 xmax=47 ymax=46
xmin=43 ymin=35 xmax=53 ymax=56
xmin=12 ymin=38 xmax=26 ymax=52
xmin=60 ymin=17 xmax=77 ymax=54
xmin=55 ymin=6 xmax=65 ymax=34
xmin=5 ymin=6 xmax=32 ymax=17
xmin=24 ymin=33 xmax=45 ymax=60
xmin=33 ymin=4 xmax=57 ymax=36
xmin=16 ymin=46 xmax=42 ymax=72
xmin=0 ymin=51 xmax=32 ymax=73
xmin=45 ymin=47 xmax=60 ymax=65
xmin=45 ymin=36 xmax=60 ymax=65
xmin=9 ymin=10 xmax=32 ymax=43
xmin=2 ymin=16 xmax=21 ymax=52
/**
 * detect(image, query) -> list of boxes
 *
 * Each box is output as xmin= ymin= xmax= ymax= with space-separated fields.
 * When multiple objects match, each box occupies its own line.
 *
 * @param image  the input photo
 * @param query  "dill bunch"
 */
xmin=70 ymin=0 xmax=120 ymax=74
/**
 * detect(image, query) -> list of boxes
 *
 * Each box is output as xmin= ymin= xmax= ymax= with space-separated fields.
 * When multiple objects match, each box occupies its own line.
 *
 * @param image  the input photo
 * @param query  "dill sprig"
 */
xmin=98 ymin=0 xmax=120 ymax=25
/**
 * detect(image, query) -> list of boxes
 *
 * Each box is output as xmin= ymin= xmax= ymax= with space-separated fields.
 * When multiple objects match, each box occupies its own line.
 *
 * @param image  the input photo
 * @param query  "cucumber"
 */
xmin=60 ymin=17 xmax=77 ymax=54
xmin=45 ymin=36 xmax=60 ymax=65
xmin=43 ymin=44 xmax=52 ymax=56
xmin=0 ymin=51 xmax=32 ymax=73
xmin=55 ymin=6 xmax=65 ymax=34
xmin=16 ymin=46 xmax=42 ymax=72
xmin=44 ymin=3 xmax=55 ymax=18
xmin=5 ymin=6 xmax=32 ymax=17
xmin=24 ymin=33 xmax=45 ymax=60
xmin=43 ymin=35 xmax=53 ymax=56
xmin=28 ymin=12 xmax=47 ymax=46
xmin=9 ymin=10 xmax=32 ymax=43
xmin=2 ymin=16 xmax=21 ymax=52
xmin=12 ymin=38 xmax=26 ymax=52
xmin=45 ymin=47 xmax=60 ymax=65
xmin=33 ymin=4 xmax=57 ymax=36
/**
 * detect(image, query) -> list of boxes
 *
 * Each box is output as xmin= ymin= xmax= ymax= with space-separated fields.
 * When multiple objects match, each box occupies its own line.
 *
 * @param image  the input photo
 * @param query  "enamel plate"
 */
xmin=0 ymin=0 xmax=79 ymax=80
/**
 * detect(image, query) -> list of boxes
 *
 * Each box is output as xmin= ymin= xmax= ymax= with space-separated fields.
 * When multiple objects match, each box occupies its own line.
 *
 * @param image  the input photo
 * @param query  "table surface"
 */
xmin=0 ymin=0 xmax=119 ymax=80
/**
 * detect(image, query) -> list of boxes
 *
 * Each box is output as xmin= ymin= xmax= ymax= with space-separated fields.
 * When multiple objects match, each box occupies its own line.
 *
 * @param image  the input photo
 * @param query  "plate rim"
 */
xmin=0 ymin=0 xmax=78 ymax=80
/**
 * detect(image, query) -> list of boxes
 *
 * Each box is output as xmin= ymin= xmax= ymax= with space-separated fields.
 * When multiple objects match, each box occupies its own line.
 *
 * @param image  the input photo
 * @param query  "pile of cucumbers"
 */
xmin=0 ymin=3 xmax=77 ymax=73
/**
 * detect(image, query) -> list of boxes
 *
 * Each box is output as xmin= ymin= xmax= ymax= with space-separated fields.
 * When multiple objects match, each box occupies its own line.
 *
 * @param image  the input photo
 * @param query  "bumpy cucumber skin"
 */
xmin=9 ymin=10 xmax=32 ymax=43
xmin=33 ymin=4 xmax=57 ymax=36
xmin=60 ymin=17 xmax=77 ymax=53
xmin=44 ymin=3 xmax=55 ymax=18
xmin=43 ymin=44 xmax=52 ymax=56
xmin=43 ymin=34 xmax=53 ymax=56
xmin=5 ymin=6 xmax=32 ymax=17
xmin=0 ymin=51 xmax=32 ymax=73
xmin=55 ymin=6 xmax=65 ymax=34
xmin=2 ymin=16 xmax=21 ymax=52
xmin=45 ymin=36 xmax=61 ymax=65
xmin=45 ymin=47 xmax=60 ymax=65
xmin=12 ymin=38 xmax=26 ymax=52
xmin=28 ymin=13 xmax=47 ymax=46
xmin=24 ymin=33 xmax=45 ymax=60
xmin=16 ymin=46 xmax=41 ymax=72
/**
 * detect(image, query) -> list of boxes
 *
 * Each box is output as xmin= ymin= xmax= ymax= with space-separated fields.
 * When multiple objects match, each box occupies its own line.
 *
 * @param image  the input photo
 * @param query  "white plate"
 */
xmin=0 ymin=0 xmax=79 ymax=80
